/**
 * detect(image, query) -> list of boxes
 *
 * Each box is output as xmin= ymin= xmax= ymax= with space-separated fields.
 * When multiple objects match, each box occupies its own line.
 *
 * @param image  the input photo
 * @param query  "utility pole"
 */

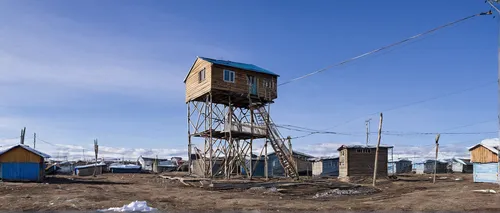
xmin=372 ymin=113 xmax=383 ymax=187
xmin=82 ymin=149 xmax=85 ymax=161
xmin=93 ymin=139 xmax=98 ymax=177
xmin=33 ymin=132 xmax=36 ymax=149
xmin=433 ymin=134 xmax=441 ymax=184
xmin=20 ymin=127 xmax=26 ymax=145
xmin=365 ymin=119 xmax=372 ymax=145
xmin=487 ymin=0 xmax=500 ymax=186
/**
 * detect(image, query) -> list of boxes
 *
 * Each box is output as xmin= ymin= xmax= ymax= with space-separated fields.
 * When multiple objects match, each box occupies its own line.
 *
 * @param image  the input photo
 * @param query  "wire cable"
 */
xmin=278 ymin=11 xmax=492 ymax=86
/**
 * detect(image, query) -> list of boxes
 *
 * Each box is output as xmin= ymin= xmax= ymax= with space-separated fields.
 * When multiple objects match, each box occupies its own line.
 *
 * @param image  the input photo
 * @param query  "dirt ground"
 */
xmin=1 ymin=173 xmax=500 ymax=212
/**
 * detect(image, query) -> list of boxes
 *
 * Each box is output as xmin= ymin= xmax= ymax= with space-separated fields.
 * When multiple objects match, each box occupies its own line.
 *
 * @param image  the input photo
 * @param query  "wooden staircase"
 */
xmin=252 ymin=104 xmax=299 ymax=179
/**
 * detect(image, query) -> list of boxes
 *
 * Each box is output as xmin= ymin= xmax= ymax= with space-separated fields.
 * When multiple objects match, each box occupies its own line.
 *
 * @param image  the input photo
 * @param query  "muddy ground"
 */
xmin=0 ymin=173 xmax=499 ymax=212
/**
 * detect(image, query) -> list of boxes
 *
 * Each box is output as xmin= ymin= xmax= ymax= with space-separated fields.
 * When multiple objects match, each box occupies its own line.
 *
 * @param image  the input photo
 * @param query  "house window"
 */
xmin=198 ymin=68 xmax=206 ymax=83
xmin=356 ymin=149 xmax=371 ymax=153
xmin=263 ymin=79 xmax=273 ymax=88
xmin=223 ymin=69 xmax=235 ymax=83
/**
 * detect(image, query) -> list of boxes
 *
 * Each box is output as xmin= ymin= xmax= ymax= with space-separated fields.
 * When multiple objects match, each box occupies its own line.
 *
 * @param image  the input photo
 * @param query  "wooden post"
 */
xmin=265 ymin=104 xmax=270 ymax=181
xmin=287 ymin=136 xmax=297 ymax=176
xmin=209 ymin=93 xmax=213 ymax=178
xmin=265 ymin=141 xmax=268 ymax=180
xmin=93 ymin=139 xmax=98 ymax=177
xmin=372 ymin=113 xmax=383 ymax=187
xmin=187 ymin=103 xmax=192 ymax=175
xmin=250 ymin=109 xmax=254 ymax=179
xmin=20 ymin=127 xmax=26 ymax=145
xmin=33 ymin=133 xmax=36 ymax=149
xmin=433 ymin=134 xmax=440 ymax=184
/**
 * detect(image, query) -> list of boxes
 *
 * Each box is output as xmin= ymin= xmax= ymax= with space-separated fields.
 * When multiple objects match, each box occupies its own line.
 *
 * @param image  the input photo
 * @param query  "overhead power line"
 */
xmin=278 ymin=11 xmax=492 ymax=86
xmin=323 ymin=80 xmax=496 ymax=131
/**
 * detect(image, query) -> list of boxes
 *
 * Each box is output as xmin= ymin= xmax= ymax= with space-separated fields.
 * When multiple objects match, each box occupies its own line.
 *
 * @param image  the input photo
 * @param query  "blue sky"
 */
xmin=0 ymin=1 xmax=498 ymax=160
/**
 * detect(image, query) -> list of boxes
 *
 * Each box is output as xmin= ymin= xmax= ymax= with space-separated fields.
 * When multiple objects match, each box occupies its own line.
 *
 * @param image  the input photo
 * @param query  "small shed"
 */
xmin=388 ymin=159 xmax=412 ymax=175
xmin=268 ymin=151 xmax=313 ymax=177
xmin=74 ymin=163 xmax=106 ymax=176
xmin=57 ymin=161 xmax=75 ymax=174
xmin=337 ymin=145 xmax=393 ymax=179
xmin=153 ymin=160 xmax=178 ymax=173
xmin=241 ymin=157 xmax=266 ymax=177
xmin=0 ymin=144 xmax=51 ymax=182
xmin=424 ymin=160 xmax=447 ymax=174
xmin=138 ymin=156 xmax=169 ymax=171
xmin=468 ymin=141 xmax=499 ymax=183
xmin=109 ymin=164 xmax=141 ymax=173
xmin=413 ymin=162 xmax=425 ymax=174
xmin=310 ymin=157 xmax=339 ymax=177
xmin=451 ymin=158 xmax=473 ymax=173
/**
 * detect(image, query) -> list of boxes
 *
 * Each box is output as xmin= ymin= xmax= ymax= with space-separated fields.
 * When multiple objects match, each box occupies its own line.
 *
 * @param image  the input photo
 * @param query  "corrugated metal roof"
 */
xmin=0 ymin=144 xmax=51 ymax=158
xmin=268 ymin=150 xmax=314 ymax=158
xmin=183 ymin=57 xmax=278 ymax=82
xmin=75 ymin=162 xmax=106 ymax=169
xmin=468 ymin=139 xmax=499 ymax=154
xmin=109 ymin=164 xmax=141 ymax=169
xmin=308 ymin=156 xmax=339 ymax=162
xmin=453 ymin=157 xmax=472 ymax=165
xmin=337 ymin=144 xmax=394 ymax=151
xmin=199 ymin=57 xmax=278 ymax=76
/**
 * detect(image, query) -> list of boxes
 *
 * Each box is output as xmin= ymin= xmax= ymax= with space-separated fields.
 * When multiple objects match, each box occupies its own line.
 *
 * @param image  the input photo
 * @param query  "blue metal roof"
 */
xmin=198 ymin=57 xmax=279 ymax=76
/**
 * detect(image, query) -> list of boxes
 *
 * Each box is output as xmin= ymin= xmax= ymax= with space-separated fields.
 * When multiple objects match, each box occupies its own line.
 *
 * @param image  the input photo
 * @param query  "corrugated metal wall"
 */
xmin=1 ymin=162 xmax=41 ymax=181
xmin=413 ymin=163 xmax=425 ymax=174
xmin=241 ymin=159 xmax=266 ymax=177
xmin=473 ymin=163 xmax=498 ymax=183
xmin=321 ymin=159 xmax=339 ymax=177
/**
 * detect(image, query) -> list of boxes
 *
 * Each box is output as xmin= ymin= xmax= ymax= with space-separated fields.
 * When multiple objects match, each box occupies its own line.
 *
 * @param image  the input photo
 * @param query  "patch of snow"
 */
xmin=98 ymin=201 xmax=156 ymax=212
xmin=473 ymin=189 xmax=497 ymax=194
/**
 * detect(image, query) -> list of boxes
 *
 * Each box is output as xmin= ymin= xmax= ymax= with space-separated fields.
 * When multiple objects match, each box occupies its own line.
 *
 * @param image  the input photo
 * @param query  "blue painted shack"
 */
xmin=241 ymin=157 xmax=266 ymax=177
xmin=412 ymin=162 xmax=425 ymax=174
xmin=109 ymin=164 xmax=141 ymax=173
xmin=469 ymin=141 xmax=499 ymax=183
xmin=0 ymin=144 xmax=51 ymax=182
xmin=388 ymin=159 xmax=412 ymax=175
xmin=268 ymin=151 xmax=314 ymax=177
xmin=310 ymin=157 xmax=339 ymax=177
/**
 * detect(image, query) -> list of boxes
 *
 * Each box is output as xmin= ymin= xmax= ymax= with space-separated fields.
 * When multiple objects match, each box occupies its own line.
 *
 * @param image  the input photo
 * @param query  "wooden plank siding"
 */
xmin=470 ymin=146 xmax=498 ymax=163
xmin=339 ymin=149 xmax=348 ymax=177
xmin=185 ymin=58 xmax=212 ymax=102
xmin=185 ymin=57 xmax=278 ymax=104
xmin=211 ymin=64 xmax=277 ymax=101
xmin=0 ymin=147 xmax=43 ymax=163
xmin=339 ymin=148 xmax=388 ymax=177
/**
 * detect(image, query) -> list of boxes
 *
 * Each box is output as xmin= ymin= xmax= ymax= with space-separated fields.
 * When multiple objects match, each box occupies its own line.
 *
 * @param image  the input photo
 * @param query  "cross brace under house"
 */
xmin=187 ymin=93 xmax=298 ymax=179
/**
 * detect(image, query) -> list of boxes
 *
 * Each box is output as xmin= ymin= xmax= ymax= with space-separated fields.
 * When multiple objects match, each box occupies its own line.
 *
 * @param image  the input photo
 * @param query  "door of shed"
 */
xmin=1 ymin=162 xmax=40 ymax=181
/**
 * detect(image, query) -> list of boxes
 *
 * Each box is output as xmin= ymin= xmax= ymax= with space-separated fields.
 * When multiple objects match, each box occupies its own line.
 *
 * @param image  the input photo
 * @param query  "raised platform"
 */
xmin=192 ymin=129 xmax=267 ymax=140
xmin=189 ymin=90 xmax=274 ymax=108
